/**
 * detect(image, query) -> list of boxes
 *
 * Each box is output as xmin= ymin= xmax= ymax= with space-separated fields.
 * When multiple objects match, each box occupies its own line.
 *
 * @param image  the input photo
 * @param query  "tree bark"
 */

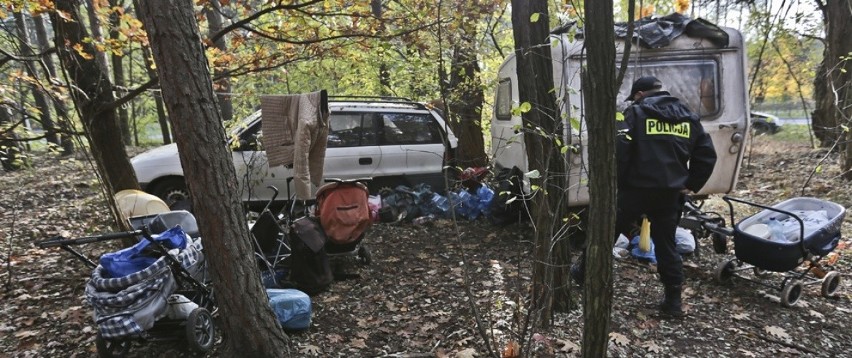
xmin=51 ymin=0 xmax=140 ymax=214
xmin=371 ymin=0 xmax=392 ymax=95
xmin=14 ymin=11 xmax=60 ymax=147
xmin=204 ymin=0 xmax=234 ymax=122
xmin=135 ymin=1 xmax=289 ymax=356
xmin=33 ymin=14 xmax=75 ymax=155
xmin=445 ymin=0 xmax=487 ymax=168
xmin=812 ymin=0 xmax=852 ymax=161
xmin=581 ymin=0 xmax=617 ymax=356
xmin=510 ymin=0 xmax=568 ymax=326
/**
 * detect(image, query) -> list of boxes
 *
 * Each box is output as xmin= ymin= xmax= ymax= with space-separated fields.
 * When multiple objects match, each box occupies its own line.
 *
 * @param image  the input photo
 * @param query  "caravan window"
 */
xmin=495 ymin=78 xmax=512 ymax=121
xmin=621 ymin=59 xmax=720 ymax=119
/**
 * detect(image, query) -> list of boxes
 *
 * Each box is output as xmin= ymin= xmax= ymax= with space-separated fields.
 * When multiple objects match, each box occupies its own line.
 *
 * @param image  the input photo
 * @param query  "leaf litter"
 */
xmin=2 ymin=137 xmax=852 ymax=357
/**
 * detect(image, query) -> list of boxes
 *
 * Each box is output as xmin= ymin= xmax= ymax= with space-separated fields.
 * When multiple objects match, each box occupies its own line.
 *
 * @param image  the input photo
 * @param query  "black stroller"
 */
xmin=35 ymin=210 xmax=216 ymax=357
xmin=712 ymin=196 xmax=845 ymax=307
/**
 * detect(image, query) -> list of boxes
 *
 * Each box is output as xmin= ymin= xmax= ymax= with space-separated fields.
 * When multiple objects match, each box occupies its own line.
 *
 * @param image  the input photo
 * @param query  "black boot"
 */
xmin=659 ymin=284 xmax=685 ymax=317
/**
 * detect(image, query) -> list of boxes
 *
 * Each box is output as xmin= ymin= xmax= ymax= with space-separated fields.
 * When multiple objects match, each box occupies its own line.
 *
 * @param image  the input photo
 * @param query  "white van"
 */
xmin=491 ymin=18 xmax=749 ymax=206
xmin=131 ymin=99 xmax=458 ymax=207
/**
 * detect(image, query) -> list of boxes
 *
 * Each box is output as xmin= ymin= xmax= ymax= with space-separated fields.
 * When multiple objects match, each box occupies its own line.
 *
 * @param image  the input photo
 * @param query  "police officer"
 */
xmin=571 ymin=76 xmax=717 ymax=318
xmin=619 ymin=76 xmax=716 ymax=316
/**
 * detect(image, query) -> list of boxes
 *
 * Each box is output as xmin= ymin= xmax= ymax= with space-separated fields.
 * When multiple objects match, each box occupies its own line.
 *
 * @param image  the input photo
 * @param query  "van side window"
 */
xmin=379 ymin=113 xmax=442 ymax=145
xmin=328 ymin=113 xmax=377 ymax=147
xmin=495 ymin=78 xmax=512 ymax=121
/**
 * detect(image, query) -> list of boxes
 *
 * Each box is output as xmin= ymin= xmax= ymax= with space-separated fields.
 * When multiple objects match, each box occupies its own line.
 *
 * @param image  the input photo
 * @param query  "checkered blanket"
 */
xmin=86 ymin=236 xmax=205 ymax=339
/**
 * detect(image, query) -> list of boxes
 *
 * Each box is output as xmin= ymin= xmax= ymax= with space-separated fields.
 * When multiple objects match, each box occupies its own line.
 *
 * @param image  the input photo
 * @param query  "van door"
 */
xmin=376 ymin=112 xmax=447 ymax=189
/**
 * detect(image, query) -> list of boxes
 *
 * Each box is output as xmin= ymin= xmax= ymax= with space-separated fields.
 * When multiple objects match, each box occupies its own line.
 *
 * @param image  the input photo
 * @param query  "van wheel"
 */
xmin=151 ymin=178 xmax=190 ymax=209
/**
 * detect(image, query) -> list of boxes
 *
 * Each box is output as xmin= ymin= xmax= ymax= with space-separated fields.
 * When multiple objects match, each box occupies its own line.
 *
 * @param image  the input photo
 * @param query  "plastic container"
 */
xmin=431 ymin=194 xmax=450 ymax=213
xmin=766 ymin=217 xmax=785 ymax=241
xmin=743 ymin=223 xmax=770 ymax=240
xmin=267 ymin=289 xmax=312 ymax=330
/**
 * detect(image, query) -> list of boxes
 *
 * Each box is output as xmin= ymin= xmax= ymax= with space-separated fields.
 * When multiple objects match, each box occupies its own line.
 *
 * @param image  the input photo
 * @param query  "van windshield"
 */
xmin=619 ymin=59 xmax=719 ymax=120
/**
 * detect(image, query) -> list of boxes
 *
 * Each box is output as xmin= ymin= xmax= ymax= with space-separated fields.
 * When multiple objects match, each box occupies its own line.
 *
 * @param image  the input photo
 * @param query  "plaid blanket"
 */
xmin=86 ymin=236 xmax=205 ymax=339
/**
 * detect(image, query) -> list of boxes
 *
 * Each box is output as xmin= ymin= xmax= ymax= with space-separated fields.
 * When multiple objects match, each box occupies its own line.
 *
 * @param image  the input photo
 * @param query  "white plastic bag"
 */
xmin=675 ymin=227 xmax=695 ymax=254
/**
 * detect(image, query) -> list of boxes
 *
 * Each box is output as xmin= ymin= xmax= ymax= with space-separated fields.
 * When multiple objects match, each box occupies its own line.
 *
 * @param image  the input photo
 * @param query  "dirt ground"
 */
xmin=2 ymin=130 xmax=851 ymax=357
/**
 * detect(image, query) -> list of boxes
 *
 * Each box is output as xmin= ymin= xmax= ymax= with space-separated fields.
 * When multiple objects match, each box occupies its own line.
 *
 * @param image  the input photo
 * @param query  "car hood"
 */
xmin=131 ymin=143 xmax=184 ymax=184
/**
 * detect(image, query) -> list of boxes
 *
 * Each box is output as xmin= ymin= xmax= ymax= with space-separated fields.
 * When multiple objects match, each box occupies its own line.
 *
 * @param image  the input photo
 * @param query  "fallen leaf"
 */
xmin=737 ymin=348 xmax=757 ymax=357
xmin=351 ymin=338 xmax=367 ymax=349
xmin=456 ymin=347 xmax=477 ymax=358
xmin=733 ymin=313 xmax=750 ymax=320
xmin=502 ymin=340 xmax=520 ymax=358
xmin=642 ymin=341 xmax=662 ymax=353
xmin=300 ymin=344 xmax=322 ymax=354
xmin=765 ymin=325 xmax=791 ymax=340
xmin=555 ymin=338 xmax=580 ymax=353
xmin=14 ymin=330 xmax=40 ymax=339
xmin=609 ymin=332 xmax=630 ymax=346
xmin=327 ymin=334 xmax=343 ymax=343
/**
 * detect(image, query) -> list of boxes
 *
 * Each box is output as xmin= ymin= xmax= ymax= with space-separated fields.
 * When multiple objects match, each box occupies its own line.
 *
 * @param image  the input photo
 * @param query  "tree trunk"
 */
xmin=132 ymin=0 xmax=171 ymax=144
xmin=33 ymin=14 xmax=75 ymax=155
xmin=813 ymin=0 xmax=852 ymax=178
xmin=0 ymin=104 xmax=26 ymax=171
xmin=510 ymin=0 xmax=568 ymax=327
xmin=51 ymin=0 xmax=139 ymax=220
xmin=14 ymin=11 xmax=60 ymax=147
xmin=85 ymin=0 xmax=110 ymax=72
xmin=371 ymin=0 xmax=391 ymax=95
xmin=135 ymin=1 xmax=289 ymax=356
xmin=204 ymin=0 xmax=234 ymax=122
xmin=447 ymin=45 xmax=487 ymax=168
xmin=581 ymin=0 xmax=617 ymax=356
xmin=109 ymin=0 xmax=132 ymax=145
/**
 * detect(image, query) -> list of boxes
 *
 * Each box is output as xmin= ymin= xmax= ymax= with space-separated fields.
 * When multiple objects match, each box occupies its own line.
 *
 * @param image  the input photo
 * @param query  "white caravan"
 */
xmin=491 ymin=17 xmax=749 ymax=207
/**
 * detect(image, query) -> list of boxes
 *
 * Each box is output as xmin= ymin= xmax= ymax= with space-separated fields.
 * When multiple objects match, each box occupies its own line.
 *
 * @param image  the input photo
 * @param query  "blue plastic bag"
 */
xmin=630 ymin=235 xmax=657 ymax=264
xmin=99 ymin=226 xmax=189 ymax=278
xmin=267 ymin=288 xmax=312 ymax=330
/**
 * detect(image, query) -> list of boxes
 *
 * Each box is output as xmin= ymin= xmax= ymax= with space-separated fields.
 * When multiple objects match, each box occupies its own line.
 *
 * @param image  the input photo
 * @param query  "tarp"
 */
xmin=565 ymin=13 xmax=730 ymax=49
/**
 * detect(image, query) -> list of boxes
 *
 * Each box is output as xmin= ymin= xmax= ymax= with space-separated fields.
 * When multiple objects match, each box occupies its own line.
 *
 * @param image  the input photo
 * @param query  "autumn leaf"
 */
xmin=456 ymin=348 xmax=477 ymax=358
xmin=642 ymin=341 xmax=662 ymax=353
xmin=502 ymin=340 xmax=520 ymax=358
xmin=765 ymin=325 xmax=791 ymax=340
xmin=299 ymin=344 xmax=321 ymax=354
xmin=350 ymin=338 xmax=367 ymax=349
xmin=609 ymin=332 xmax=630 ymax=346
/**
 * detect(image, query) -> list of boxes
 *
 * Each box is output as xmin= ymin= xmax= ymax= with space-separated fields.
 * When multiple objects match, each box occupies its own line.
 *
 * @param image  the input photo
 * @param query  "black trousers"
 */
xmin=617 ymin=188 xmax=685 ymax=286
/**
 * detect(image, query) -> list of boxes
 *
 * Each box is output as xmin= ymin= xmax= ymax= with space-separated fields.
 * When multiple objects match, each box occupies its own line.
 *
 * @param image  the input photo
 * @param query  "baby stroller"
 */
xmin=35 ymin=211 xmax=216 ymax=357
xmin=713 ymin=196 xmax=846 ymax=307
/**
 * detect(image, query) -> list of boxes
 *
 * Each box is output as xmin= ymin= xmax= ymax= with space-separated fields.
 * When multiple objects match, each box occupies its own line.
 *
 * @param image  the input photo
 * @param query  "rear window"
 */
xmin=620 ymin=59 xmax=720 ymax=119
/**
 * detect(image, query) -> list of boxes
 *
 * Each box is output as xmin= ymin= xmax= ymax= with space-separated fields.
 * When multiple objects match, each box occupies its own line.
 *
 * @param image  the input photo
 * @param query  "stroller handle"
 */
xmin=35 ymin=229 xmax=144 ymax=248
xmin=323 ymin=177 xmax=372 ymax=184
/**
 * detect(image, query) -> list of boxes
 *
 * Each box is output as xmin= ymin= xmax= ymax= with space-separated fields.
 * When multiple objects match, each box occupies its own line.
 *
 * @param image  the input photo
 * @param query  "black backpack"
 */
xmin=287 ymin=217 xmax=333 ymax=295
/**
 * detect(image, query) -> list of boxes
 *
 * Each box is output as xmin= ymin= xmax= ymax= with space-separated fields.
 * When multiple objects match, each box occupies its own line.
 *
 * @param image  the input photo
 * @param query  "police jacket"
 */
xmin=617 ymin=91 xmax=717 ymax=192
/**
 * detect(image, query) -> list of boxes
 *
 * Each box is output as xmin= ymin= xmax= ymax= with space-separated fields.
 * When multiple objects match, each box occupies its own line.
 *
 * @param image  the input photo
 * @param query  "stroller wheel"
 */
xmin=714 ymin=258 xmax=737 ymax=284
xmin=186 ymin=308 xmax=216 ymax=352
xmin=95 ymin=333 xmax=130 ymax=358
xmin=358 ymin=245 xmax=372 ymax=265
xmin=781 ymin=280 xmax=803 ymax=307
xmin=711 ymin=232 xmax=728 ymax=254
xmin=821 ymin=271 xmax=842 ymax=298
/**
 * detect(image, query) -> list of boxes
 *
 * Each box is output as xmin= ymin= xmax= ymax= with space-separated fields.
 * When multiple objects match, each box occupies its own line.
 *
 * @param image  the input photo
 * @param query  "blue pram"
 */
xmin=714 ymin=196 xmax=846 ymax=307
xmin=35 ymin=211 xmax=216 ymax=357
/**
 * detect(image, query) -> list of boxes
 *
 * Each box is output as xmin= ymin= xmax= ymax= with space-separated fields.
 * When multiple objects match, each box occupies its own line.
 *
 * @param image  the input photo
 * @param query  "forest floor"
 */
xmin=2 ymin=127 xmax=852 ymax=357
